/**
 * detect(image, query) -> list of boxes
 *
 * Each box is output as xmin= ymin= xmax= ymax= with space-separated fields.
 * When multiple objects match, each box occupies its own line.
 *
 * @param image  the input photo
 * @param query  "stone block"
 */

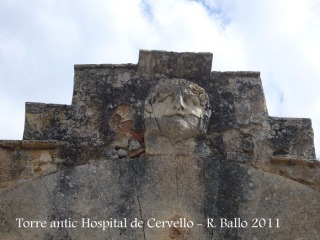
xmin=138 ymin=50 xmax=213 ymax=79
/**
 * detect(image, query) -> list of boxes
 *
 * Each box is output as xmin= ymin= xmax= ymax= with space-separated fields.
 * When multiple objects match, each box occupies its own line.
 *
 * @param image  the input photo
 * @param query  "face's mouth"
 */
xmin=170 ymin=112 xmax=185 ymax=117
xmin=156 ymin=112 xmax=198 ymax=119
xmin=166 ymin=112 xmax=199 ymax=119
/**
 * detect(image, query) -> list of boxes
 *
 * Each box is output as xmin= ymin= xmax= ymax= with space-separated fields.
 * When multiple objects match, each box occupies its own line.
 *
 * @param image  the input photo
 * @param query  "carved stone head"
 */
xmin=144 ymin=79 xmax=211 ymax=143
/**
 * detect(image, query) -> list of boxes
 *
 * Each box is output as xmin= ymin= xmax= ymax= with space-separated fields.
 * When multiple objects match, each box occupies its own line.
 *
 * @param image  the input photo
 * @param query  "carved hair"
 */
xmin=144 ymin=78 xmax=211 ymax=119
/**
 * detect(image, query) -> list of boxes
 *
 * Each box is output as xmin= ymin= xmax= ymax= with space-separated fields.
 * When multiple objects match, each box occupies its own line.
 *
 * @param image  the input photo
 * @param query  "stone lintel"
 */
xmin=74 ymin=63 xmax=137 ymax=71
xmin=272 ymin=156 xmax=320 ymax=167
xmin=211 ymin=71 xmax=261 ymax=77
xmin=0 ymin=140 xmax=21 ymax=149
xmin=138 ymin=49 xmax=213 ymax=78
xmin=25 ymin=102 xmax=70 ymax=112
xmin=0 ymin=140 xmax=65 ymax=150
xmin=270 ymin=116 xmax=312 ymax=122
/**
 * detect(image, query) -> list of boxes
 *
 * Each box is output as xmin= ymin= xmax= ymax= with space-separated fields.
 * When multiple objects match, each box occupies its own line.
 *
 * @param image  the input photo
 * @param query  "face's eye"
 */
xmin=184 ymin=93 xmax=200 ymax=106
xmin=154 ymin=93 xmax=172 ymax=103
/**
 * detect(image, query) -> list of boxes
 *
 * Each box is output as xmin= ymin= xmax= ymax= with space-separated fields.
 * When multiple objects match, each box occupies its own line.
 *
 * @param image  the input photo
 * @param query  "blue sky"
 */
xmin=1 ymin=0 xmax=319 ymax=157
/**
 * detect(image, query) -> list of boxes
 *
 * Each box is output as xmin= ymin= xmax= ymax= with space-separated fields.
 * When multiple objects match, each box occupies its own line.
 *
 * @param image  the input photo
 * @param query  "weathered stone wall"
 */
xmin=24 ymin=103 xmax=72 ymax=141
xmin=269 ymin=117 xmax=316 ymax=159
xmin=0 ymin=140 xmax=65 ymax=194
xmin=137 ymin=50 xmax=212 ymax=78
xmin=20 ymin=51 xmax=316 ymax=166
xmin=1 ymin=157 xmax=319 ymax=239
xmin=0 ymin=50 xmax=319 ymax=240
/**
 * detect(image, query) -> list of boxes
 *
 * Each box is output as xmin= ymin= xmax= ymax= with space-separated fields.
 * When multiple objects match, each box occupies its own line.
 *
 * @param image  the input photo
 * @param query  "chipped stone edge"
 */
xmin=270 ymin=116 xmax=312 ymax=121
xmin=271 ymin=156 xmax=320 ymax=167
xmin=74 ymin=63 xmax=137 ymax=70
xmin=211 ymin=71 xmax=261 ymax=77
xmin=139 ymin=49 xmax=213 ymax=55
xmin=0 ymin=140 xmax=66 ymax=150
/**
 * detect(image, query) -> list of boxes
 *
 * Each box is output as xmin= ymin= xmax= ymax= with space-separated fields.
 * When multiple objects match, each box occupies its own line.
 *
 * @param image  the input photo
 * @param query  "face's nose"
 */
xmin=173 ymin=93 xmax=186 ymax=111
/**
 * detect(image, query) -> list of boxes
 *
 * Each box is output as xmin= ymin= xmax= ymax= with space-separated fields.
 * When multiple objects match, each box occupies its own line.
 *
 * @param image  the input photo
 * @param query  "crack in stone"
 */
xmin=175 ymin=157 xmax=179 ymax=206
xmin=108 ymin=228 xmax=113 ymax=240
xmin=248 ymin=171 xmax=264 ymax=239
xmin=133 ymin=162 xmax=147 ymax=240
xmin=41 ymin=178 xmax=73 ymax=240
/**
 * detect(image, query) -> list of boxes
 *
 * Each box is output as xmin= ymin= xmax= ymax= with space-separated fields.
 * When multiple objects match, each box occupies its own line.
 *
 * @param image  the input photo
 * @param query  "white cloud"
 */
xmin=0 ymin=0 xmax=319 ymax=157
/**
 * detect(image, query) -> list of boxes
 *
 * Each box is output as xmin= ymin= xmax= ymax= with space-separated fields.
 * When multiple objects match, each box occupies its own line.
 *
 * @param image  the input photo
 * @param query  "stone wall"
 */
xmin=0 ymin=50 xmax=319 ymax=240
xmin=23 ymin=103 xmax=71 ymax=141
xmin=0 ymin=140 xmax=65 ymax=194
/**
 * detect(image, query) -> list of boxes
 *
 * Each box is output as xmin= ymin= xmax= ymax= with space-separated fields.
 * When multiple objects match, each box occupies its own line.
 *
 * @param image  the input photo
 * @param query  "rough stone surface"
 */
xmin=23 ymin=103 xmax=72 ymax=141
xmin=138 ymin=50 xmax=213 ymax=79
xmin=0 ymin=50 xmax=319 ymax=239
xmin=1 ymin=159 xmax=319 ymax=240
xmin=0 ymin=140 xmax=65 ymax=194
xmin=128 ymin=140 xmax=141 ymax=151
xmin=269 ymin=117 xmax=316 ymax=159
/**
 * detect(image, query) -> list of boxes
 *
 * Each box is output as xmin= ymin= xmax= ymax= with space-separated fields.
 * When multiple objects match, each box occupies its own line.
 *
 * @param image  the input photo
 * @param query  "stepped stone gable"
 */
xmin=0 ymin=50 xmax=319 ymax=240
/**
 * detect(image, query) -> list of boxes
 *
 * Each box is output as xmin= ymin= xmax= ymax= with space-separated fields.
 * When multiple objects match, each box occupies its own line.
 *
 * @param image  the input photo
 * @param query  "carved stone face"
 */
xmin=152 ymin=87 xmax=203 ymax=119
xmin=144 ymin=79 xmax=211 ymax=141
